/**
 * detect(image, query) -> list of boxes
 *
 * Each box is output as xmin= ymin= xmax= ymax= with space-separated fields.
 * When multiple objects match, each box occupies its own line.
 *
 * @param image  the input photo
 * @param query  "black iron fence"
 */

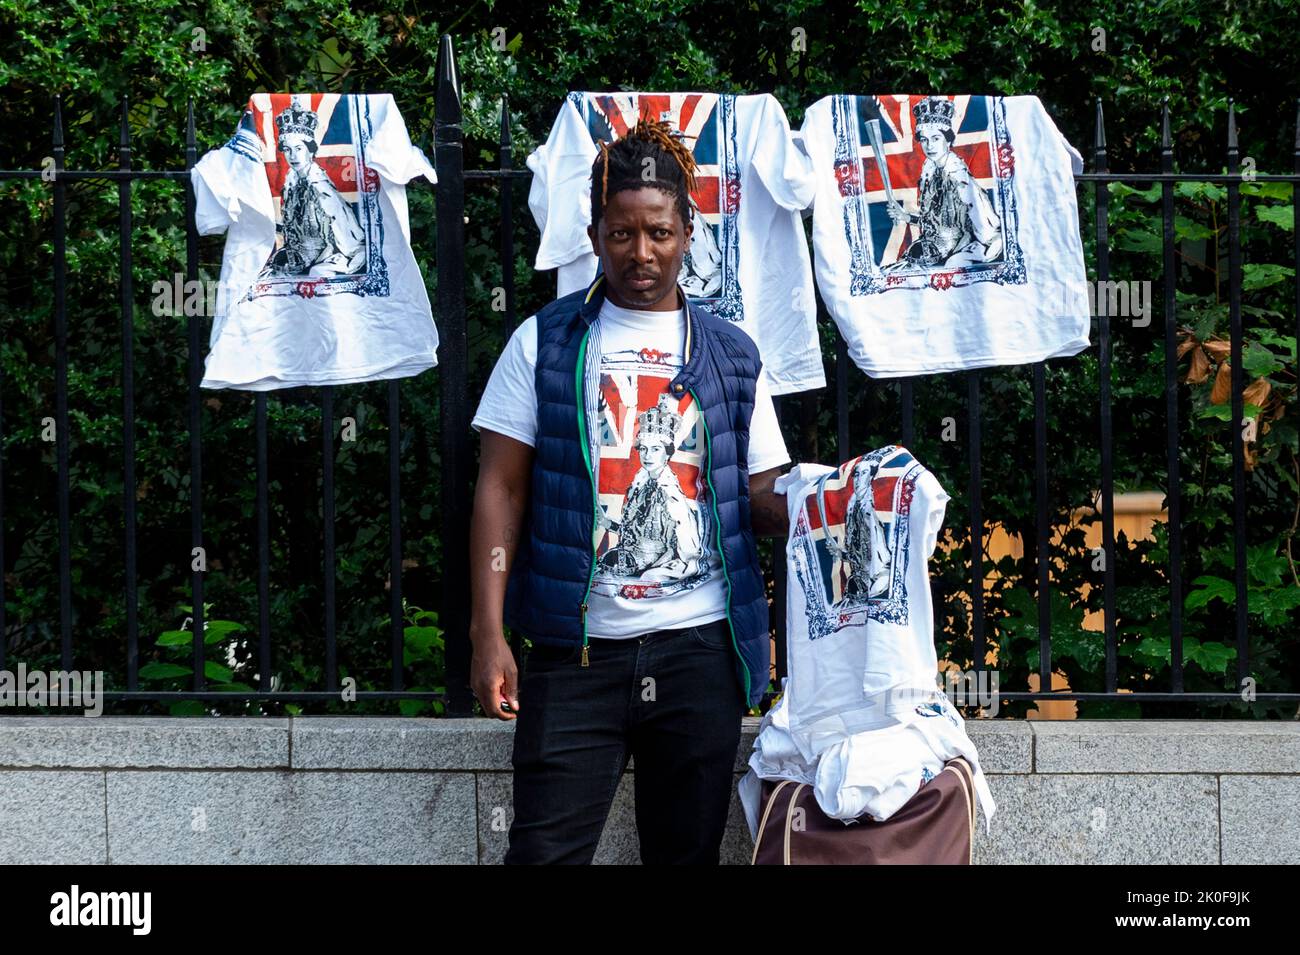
xmin=2 ymin=34 xmax=1298 ymax=711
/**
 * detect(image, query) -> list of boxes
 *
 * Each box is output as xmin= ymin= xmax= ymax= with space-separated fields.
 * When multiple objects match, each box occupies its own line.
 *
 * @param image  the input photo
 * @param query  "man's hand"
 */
xmin=471 ymin=624 xmax=520 ymax=721
xmin=749 ymin=466 xmax=789 ymax=538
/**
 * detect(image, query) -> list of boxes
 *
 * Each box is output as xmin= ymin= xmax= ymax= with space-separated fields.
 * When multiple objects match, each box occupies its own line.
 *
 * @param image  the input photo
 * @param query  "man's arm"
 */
xmin=469 ymin=429 xmax=534 ymax=720
xmin=749 ymin=466 xmax=789 ymax=538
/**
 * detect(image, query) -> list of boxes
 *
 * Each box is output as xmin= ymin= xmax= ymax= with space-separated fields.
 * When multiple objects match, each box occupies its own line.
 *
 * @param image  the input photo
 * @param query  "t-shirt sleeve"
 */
xmin=749 ymin=94 xmax=816 ymax=212
xmin=364 ymin=93 xmax=437 ymax=185
xmin=919 ymin=470 xmax=951 ymax=558
xmin=526 ymin=94 xmax=599 ymax=270
xmin=471 ymin=314 xmax=539 ymax=447
xmin=191 ymin=110 xmax=273 ymax=236
xmin=747 ymin=370 xmax=792 ymax=473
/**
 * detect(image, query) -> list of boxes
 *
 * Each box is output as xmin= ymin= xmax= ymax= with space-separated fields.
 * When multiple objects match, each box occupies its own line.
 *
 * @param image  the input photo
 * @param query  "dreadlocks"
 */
xmin=591 ymin=115 xmax=698 ymax=232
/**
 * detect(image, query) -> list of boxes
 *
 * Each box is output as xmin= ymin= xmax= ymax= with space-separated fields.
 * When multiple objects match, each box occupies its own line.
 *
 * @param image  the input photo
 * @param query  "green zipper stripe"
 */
xmin=576 ymin=326 xmax=598 ymax=651
xmin=691 ymin=387 xmax=749 ymax=707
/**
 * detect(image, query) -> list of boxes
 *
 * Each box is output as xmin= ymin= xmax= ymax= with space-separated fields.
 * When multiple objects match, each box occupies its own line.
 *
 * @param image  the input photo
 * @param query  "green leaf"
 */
xmin=155 ymin=629 xmax=195 ymax=647
xmin=203 ymin=661 xmax=234 ymax=682
xmin=138 ymin=662 xmax=193 ymax=680
xmin=1185 ymin=575 xmax=1235 ymax=611
xmin=1242 ymin=340 xmax=1284 ymax=377
xmin=168 ymin=700 xmax=207 ymax=716
xmin=1174 ymin=215 xmax=1216 ymax=241
xmin=1255 ymin=204 xmax=1293 ymax=231
xmin=1185 ymin=638 xmax=1236 ymax=674
xmin=1241 ymin=263 xmax=1294 ymax=291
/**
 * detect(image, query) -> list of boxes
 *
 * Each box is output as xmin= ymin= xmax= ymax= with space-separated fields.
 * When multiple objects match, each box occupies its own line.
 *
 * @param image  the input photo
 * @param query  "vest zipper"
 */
xmin=575 ymin=325 xmax=597 ymax=667
xmin=690 ymin=387 xmax=749 ymax=707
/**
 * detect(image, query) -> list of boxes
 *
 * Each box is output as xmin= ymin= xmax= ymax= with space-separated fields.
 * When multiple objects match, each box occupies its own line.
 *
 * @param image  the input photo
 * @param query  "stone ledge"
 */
xmin=0 ymin=716 xmax=290 ymax=769
xmin=1030 ymin=720 xmax=1300 ymax=774
xmin=6 ymin=717 xmax=1295 ymax=775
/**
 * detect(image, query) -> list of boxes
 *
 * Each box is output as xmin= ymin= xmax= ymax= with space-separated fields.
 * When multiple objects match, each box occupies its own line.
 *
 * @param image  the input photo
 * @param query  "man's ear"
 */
xmin=586 ymin=222 xmax=598 ymax=252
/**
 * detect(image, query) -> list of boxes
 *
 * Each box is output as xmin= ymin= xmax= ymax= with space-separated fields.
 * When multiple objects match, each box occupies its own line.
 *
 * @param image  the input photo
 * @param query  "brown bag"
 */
xmin=750 ymin=757 xmax=976 ymax=865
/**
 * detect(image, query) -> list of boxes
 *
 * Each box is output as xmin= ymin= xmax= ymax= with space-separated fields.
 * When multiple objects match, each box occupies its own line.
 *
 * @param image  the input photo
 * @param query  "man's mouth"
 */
xmin=627 ymin=274 xmax=657 ymax=289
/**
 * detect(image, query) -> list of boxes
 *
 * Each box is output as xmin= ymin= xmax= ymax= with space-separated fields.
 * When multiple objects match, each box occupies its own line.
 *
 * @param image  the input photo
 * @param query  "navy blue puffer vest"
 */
xmin=502 ymin=274 xmax=771 ymax=708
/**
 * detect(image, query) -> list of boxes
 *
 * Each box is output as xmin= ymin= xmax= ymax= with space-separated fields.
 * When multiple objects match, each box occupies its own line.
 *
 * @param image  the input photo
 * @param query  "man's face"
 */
xmin=587 ymin=186 xmax=691 ymax=311
xmin=917 ymin=126 xmax=950 ymax=162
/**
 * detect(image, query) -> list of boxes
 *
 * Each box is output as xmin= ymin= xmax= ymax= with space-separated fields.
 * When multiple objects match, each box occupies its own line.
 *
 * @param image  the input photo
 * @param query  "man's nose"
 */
xmin=632 ymin=232 xmax=654 ymax=262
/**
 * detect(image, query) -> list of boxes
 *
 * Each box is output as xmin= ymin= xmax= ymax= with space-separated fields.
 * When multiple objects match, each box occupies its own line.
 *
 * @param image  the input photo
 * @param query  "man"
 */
xmin=469 ymin=117 xmax=792 ymax=864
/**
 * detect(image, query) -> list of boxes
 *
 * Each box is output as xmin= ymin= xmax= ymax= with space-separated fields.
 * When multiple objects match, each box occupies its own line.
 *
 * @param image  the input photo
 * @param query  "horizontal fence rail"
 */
xmin=1 ymin=35 xmax=1298 ymax=711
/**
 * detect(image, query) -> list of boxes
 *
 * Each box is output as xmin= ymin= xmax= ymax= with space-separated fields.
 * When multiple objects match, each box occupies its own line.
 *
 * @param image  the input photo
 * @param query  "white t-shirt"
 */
xmin=799 ymin=94 xmax=1090 ymax=377
xmin=472 ymin=297 xmax=791 ymax=638
xmin=191 ymin=92 xmax=439 ymax=390
xmin=526 ymin=91 xmax=824 ymax=396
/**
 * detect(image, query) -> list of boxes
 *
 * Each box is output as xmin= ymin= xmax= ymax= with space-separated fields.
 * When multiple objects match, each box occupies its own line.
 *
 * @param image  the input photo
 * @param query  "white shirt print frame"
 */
xmin=590 ymin=349 xmax=715 ymax=601
xmin=229 ymin=92 xmax=390 ymax=300
xmin=789 ymin=446 xmax=922 ymax=641
xmin=832 ymin=93 xmax=1025 ymax=295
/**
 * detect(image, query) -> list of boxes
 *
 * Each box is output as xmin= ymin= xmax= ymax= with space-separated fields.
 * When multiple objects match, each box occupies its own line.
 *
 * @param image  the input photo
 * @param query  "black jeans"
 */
xmin=504 ymin=618 xmax=746 ymax=865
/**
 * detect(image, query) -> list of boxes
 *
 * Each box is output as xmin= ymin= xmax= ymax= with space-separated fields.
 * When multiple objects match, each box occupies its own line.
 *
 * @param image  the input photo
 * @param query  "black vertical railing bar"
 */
xmin=53 ymin=96 xmax=73 ymax=669
xmin=1294 ymin=103 xmax=1299 ymax=436
xmin=119 ymin=96 xmax=140 ymax=689
xmin=968 ymin=370 xmax=985 ymax=676
xmin=1094 ymin=98 xmax=1118 ymax=694
xmin=184 ymin=98 xmax=206 ymax=691
xmin=832 ymin=291 xmax=849 ymax=457
xmin=435 ymin=34 xmax=472 ymax=713
xmin=387 ymin=378 xmax=403 ymax=691
xmin=499 ymin=93 xmax=518 ymax=344
xmin=1226 ymin=102 xmax=1249 ymax=688
xmin=899 ymin=377 xmax=914 ymax=448
xmin=1160 ymin=98 xmax=1185 ymax=693
xmin=255 ymin=393 xmax=271 ymax=692
xmin=322 ymin=385 xmax=338 ymax=691
xmin=1033 ymin=362 xmax=1051 ymax=694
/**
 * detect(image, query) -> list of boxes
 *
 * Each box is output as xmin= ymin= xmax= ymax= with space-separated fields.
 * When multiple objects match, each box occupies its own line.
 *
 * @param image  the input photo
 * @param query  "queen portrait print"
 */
xmin=596 ymin=392 xmax=708 ymax=584
xmin=261 ymin=102 xmax=366 ymax=278
xmin=824 ymin=457 xmax=891 ymax=601
xmin=882 ymin=96 xmax=1003 ymax=272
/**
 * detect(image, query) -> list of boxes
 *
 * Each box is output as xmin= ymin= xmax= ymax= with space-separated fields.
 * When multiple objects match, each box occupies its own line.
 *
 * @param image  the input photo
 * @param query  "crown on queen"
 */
xmin=275 ymin=104 xmax=320 ymax=141
xmin=638 ymin=393 xmax=683 ymax=442
xmin=912 ymin=96 xmax=955 ymax=129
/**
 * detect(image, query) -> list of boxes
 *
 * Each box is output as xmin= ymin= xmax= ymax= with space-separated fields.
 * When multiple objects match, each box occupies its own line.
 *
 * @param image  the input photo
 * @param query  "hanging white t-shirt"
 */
xmin=525 ymin=91 xmax=824 ymax=396
xmin=191 ymin=92 xmax=438 ymax=390
xmin=471 ymin=296 xmax=790 ymax=638
xmin=799 ymin=94 xmax=1090 ymax=377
